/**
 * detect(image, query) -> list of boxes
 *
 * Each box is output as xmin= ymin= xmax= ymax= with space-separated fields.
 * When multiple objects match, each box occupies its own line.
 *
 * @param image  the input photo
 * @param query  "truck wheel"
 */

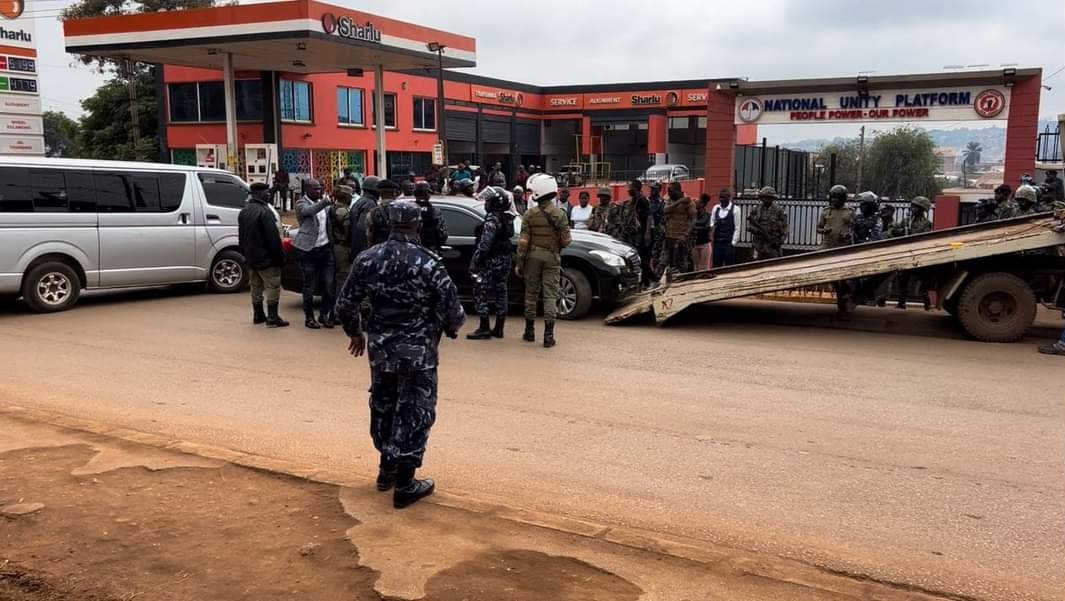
xmin=557 ymin=268 xmax=593 ymax=320
xmin=21 ymin=261 xmax=81 ymax=313
xmin=209 ymin=250 xmax=247 ymax=293
xmin=957 ymin=272 xmax=1036 ymax=342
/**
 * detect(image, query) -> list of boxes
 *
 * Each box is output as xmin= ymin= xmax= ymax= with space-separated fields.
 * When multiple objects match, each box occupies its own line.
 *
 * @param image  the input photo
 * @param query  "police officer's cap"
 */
xmin=757 ymin=186 xmax=778 ymax=199
xmin=387 ymin=201 xmax=421 ymax=224
xmin=250 ymin=182 xmax=270 ymax=192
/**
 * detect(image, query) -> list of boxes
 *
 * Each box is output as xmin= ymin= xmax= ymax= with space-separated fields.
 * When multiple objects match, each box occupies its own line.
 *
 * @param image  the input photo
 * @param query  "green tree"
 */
xmin=77 ymin=69 xmax=160 ymax=161
xmin=864 ymin=126 xmax=943 ymax=199
xmin=814 ymin=138 xmax=861 ymax=193
xmin=962 ymin=141 xmax=983 ymax=167
xmin=43 ymin=111 xmax=82 ymax=157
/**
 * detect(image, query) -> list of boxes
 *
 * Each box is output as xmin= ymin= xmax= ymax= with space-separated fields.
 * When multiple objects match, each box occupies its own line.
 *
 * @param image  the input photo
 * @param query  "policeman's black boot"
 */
xmin=393 ymin=464 xmax=435 ymax=509
xmin=522 ymin=319 xmax=536 ymax=342
xmin=252 ymin=302 xmax=267 ymax=325
xmin=265 ymin=302 xmax=289 ymax=328
xmin=491 ymin=315 xmax=506 ymax=339
xmin=466 ymin=315 xmax=493 ymax=340
xmin=318 ymin=311 xmax=335 ymax=329
xmin=376 ymin=457 xmax=398 ymax=492
xmin=543 ymin=321 xmax=556 ymax=348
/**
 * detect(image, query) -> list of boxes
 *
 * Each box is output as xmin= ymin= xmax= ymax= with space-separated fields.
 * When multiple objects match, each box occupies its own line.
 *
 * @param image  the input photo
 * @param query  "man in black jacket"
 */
xmin=238 ymin=182 xmax=289 ymax=327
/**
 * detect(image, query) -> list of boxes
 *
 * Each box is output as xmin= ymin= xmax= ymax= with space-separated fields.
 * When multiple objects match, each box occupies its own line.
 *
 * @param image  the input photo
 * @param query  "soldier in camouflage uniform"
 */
xmin=413 ymin=181 xmax=448 ymax=252
xmin=655 ymin=181 xmax=696 ymax=279
xmin=364 ymin=179 xmax=403 ymax=247
xmin=647 ymin=182 xmax=665 ymax=264
xmin=818 ymin=185 xmax=856 ymax=249
xmin=336 ymin=201 xmax=466 ymax=510
xmin=747 ymin=186 xmax=788 ymax=259
xmin=517 ymin=173 xmax=571 ymax=348
xmin=975 ymin=197 xmax=999 ymax=223
xmin=605 ymin=190 xmax=640 ymax=245
xmin=1013 ymin=184 xmax=1040 ymax=216
xmin=891 ymin=196 xmax=933 ymax=310
xmin=990 ymin=184 xmax=1018 ymax=220
xmin=587 ymin=187 xmax=612 ymax=233
xmin=851 ymin=192 xmax=882 ymax=243
xmin=467 ymin=187 xmax=515 ymax=340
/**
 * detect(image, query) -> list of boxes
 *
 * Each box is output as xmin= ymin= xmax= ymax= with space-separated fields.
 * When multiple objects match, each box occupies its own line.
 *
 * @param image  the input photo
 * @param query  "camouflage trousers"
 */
xmin=655 ymin=237 xmax=690 ymax=279
xmin=248 ymin=266 xmax=281 ymax=303
xmin=369 ymin=367 xmax=438 ymax=468
xmin=473 ymin=254 xmax=512 ymax=316
xmin=523 ymin=247 xmax=561 ymax=320
xmin=752 ymin=241 xmax=783 ymax=260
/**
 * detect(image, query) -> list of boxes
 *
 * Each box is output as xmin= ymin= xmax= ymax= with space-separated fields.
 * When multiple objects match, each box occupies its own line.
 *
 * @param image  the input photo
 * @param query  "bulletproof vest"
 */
xmin=492 ymin=214 xmax=516 ymax=255
xmin=419 ymin=205 xmax=443 ymax=249
xmin=526 ymin=204 xmax=567 ymax=252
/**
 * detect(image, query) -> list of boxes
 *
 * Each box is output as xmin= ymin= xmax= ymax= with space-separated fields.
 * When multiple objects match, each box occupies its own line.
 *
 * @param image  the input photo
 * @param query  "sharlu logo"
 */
xmin=0 ymin=25 xmax=31 ymax=42
xmin=1 ymin=0 xmax=25 ymax=19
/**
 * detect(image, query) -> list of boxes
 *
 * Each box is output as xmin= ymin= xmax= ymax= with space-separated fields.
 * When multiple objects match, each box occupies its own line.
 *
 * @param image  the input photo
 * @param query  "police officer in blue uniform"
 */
xmin=335 ymin=201 xmax=466 ymax=509
xmin=467 ymin=186 xmax=515 ymax=340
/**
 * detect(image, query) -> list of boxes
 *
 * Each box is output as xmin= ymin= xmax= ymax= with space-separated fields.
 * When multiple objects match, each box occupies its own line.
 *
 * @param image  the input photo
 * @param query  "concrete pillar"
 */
xmin=221 ymin=52 xmax=238 ymax=174
xmin=373 ymin=65 xmax=387 ymax=178
xmin=705 ymin=88 xmax=737 ymax=194
xmin=932 ymin=194 xmax=960 ymax=230
xmin=647 ymin=114 xmax=667 ymax=165
xmin=1002 ymin=73 xmax=1041 ymax=187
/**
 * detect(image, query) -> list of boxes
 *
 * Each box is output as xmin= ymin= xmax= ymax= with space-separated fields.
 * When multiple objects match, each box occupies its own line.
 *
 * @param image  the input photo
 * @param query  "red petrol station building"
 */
xmin=63 ymin=0 xmax=1043 ymax=217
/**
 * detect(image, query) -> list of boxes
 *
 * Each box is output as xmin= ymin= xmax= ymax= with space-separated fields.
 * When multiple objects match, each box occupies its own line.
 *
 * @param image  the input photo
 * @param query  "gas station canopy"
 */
xmin=63 ymin=0 xmax=476 ymax=176
xmin=63 ymin=0 xmax=476 ymax=73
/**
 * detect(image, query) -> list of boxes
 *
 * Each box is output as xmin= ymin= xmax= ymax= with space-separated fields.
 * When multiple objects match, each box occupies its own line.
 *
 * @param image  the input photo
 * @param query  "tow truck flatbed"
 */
xmin=607 ymin=213 xmax=1065 ymax=336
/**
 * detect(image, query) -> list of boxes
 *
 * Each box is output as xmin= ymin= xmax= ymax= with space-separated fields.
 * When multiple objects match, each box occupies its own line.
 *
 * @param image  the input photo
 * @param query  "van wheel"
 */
xmin=22 ymin=262 xmax=81 ymax=313
xmin=957 ymin=272 xmax=1036 ymax=342
xmin=209 ymin=250 xmax=247 ymax=293
xmin=557 ymin=268 xmax=593 ymax=320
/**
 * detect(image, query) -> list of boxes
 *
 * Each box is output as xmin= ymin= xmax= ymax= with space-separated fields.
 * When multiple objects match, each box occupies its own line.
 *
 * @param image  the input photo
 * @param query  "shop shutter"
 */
xmin=446 ymin=113 xmax=476 ymax=142
xmin=516 ymin=120 xmax=540 ymax=153
xmin=482 ymin=118 xmax=510 ymax=144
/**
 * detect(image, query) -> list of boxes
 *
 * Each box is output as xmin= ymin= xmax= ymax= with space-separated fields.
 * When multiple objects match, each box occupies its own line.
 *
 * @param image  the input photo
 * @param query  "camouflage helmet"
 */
xmin=1014 ymin=184 xmax=1039 ymax=204
xmin=910 ymin=196 xmax=932 ymax=211
xmin=597 ymin=186 xmax=612 ymax=199
xmin=757 ymin=186 xmax=778 ymax=199
xmin=858 ymin=191 xmax=879 ymax=207
xmin=413 ymin=181 xmax=432 ymax=198
xmin=386 ymin=200 xmax=421 ymax=224
xmin=828 ymin=184 xmax=848 ymax=199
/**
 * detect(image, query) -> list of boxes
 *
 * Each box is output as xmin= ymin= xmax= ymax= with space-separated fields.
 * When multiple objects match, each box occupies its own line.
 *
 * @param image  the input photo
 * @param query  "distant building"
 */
xmin=935 ymin=147 xmax=960 ymax=175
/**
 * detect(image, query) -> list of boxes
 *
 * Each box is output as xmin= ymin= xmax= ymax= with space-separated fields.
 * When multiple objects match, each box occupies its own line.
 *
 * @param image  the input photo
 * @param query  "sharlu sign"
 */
xmin=320 ymin=13 xmax=381 ymax=43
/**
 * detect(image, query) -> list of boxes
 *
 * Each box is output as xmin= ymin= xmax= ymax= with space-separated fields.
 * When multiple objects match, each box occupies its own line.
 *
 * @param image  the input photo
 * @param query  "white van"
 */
xmin=0 ymin=157 xmax=250 ymax=312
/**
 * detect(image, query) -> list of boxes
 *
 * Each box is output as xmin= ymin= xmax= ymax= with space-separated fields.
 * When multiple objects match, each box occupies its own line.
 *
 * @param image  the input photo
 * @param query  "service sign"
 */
xmin=0 ymin=133 xmax=44 ymax=154
xmin=735 ymin=86 xmax=1011 ymax=124
xmin=0 ymin=112 xmax=40 ymax=135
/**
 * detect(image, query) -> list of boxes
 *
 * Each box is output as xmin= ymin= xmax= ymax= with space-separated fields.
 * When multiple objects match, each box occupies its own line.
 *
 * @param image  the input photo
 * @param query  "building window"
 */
xmin=412 ymin=97 xmax=436 ymax=130
xmin=371 ymin=93 xmax=397 ymax=128
xmin=167 ymin=81 xmax=262 ymax=122
xmin=337 ymin=87 xmax=364 ymax=126
xmin=280 ymin=79 xmax=313 ymax=123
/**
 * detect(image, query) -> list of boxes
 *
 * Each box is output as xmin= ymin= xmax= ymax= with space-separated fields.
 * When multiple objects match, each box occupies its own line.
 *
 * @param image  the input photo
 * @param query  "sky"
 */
xmin=28 ymin=0 xmax=1065 ymax=143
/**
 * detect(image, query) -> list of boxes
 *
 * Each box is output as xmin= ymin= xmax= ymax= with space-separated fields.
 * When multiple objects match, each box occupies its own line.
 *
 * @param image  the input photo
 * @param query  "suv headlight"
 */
xmin=589 ymin=250 xmax=626 ymax=268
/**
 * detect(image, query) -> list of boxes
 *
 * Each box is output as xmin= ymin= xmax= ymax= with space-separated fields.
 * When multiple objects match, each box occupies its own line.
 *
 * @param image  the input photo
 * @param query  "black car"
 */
xmin=281 ymin=197 xmax=641 ymax=319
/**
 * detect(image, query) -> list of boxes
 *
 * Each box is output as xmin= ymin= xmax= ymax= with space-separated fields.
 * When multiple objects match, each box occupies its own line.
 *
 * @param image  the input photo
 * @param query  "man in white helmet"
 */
xmin=516 ymin=173 xmax=571 ymax=348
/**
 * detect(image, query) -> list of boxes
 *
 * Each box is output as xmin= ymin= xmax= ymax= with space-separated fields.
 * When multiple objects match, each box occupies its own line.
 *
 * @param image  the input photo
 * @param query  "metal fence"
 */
xmin=1036 ymin=124 xmax=1061 ymax=162
xmin=732 ymin=198 xmax=919 ymax=251
xmin=734 ymin=142 xmax=812 ymax=198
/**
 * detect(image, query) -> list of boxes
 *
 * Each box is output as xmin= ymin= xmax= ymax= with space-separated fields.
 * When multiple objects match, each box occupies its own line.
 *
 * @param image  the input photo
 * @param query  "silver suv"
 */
xmin=0 ymin=157 xmax=248 ymax=312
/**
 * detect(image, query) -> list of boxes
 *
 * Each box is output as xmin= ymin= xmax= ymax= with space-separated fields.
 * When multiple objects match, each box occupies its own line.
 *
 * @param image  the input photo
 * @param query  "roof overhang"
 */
xmin=63 ymin=0 xmax=476 ymax=73
xmin=719 ymin=68 xmax=1042 ymax=96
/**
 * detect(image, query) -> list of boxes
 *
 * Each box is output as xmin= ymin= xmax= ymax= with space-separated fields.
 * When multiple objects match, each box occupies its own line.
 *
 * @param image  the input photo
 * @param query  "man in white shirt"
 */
xmin=710 ymin=188 xmax=742 ymax=267
xmin=570 ymin=191 xmax=593 ymax=230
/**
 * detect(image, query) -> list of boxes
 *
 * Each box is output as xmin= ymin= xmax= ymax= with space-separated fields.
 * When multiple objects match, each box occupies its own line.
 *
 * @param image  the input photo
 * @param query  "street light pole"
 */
xmin=427 ymin=42 xmax=448 ymax=166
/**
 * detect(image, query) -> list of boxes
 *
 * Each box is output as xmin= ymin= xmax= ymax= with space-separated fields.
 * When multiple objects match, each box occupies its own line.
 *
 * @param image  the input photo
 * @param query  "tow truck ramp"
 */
xmin=606 ymin=214 xmax=1065 ymax=325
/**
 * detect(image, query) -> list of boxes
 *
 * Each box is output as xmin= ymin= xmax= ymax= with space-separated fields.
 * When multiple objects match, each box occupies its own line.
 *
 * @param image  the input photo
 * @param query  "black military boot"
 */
xmin=522 ymin=319 xmax=536 ymax=342
xmin=393 ymin=464 xmax=434 ymax=509
xmin=466 ymin=315 xmax=493 ymax=340
xmin=376 ymin=458 xmax=398 ymax=492
xmin=252 ymin=302 xmax=267 ymax=325
xmin=543 ymin=321 xmax=556 ymax=348
xmin=491 ymin=315 xmax=506 ymax=339
xmin=318 ymin=311 xmax=335 ymax=329
xmin=265 ymin=302 xmax=289 ymax=328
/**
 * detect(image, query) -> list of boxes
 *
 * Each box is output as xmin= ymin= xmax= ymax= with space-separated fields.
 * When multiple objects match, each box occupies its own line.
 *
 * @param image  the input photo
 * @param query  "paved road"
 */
xmin=1 ymin=289 xmax=1062 ymax=601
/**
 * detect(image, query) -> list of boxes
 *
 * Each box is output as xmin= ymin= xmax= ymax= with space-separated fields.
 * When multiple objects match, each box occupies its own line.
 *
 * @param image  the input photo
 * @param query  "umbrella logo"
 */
xmin=1 ymin=0 xmax=25 ymax=19
xmin=738 ymin=98 xmax=762 ymax=122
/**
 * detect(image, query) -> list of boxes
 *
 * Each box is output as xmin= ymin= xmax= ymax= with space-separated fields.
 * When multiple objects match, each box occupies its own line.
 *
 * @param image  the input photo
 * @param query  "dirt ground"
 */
xmin=0 ymin=444 xmax=640 ymax=601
